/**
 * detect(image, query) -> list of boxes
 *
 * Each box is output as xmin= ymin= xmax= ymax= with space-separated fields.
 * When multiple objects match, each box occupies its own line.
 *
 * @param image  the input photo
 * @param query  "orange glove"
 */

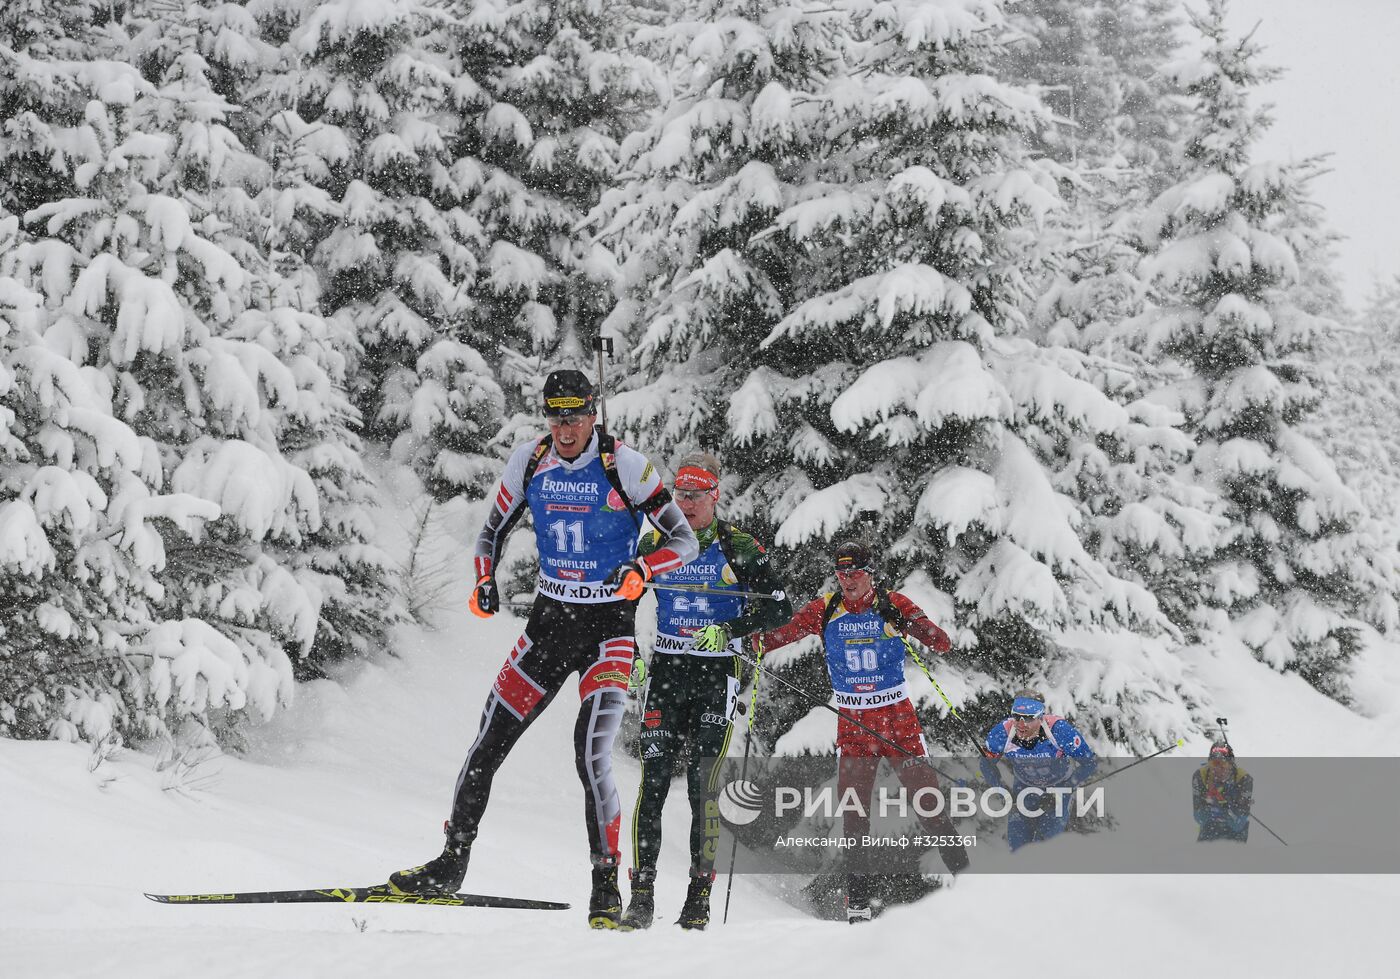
xmin=604 ymin=559 xmax=651 ymax=601
xmin=469 ymin=575 xmax=499 ymax=618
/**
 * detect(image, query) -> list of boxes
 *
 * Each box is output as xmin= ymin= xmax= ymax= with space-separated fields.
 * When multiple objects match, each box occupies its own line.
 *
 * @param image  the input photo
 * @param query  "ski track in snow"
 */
xmin=3 ymin=605 xmax=1396 ymax=978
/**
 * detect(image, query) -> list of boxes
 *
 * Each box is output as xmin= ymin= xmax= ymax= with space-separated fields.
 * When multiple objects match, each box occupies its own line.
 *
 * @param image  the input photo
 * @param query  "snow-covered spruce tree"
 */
xmin=998 ymin=0 xmax=1184 ymax=178
xmin=249 ymin=0 xmax=657 ymax=502
xmin=1130 ymin=0 xmax=1398 ymax=700
xmin=773 ymin=0 xmax=1205 ymax=748
xmin=1 ymin=4 xmax=221 ymax=743
xmin=126 ymin=0 xmax=394 ymax=698
xmin=0 ymin=4 xmax=337 ymax=745
xmin=1014 ymin=0 xmax=1221 ymax=644
xmin=1028 ymin=200 xmax=1226 ymax=641
xmin=596 ymin=0 xmax=847 ymax=450
xmin=0 ymin=1 xmax=177 ymax=745
xmin=0 ymin=1 xmax=103 ymax=217
xmin=1009 ymin=0 xmax=1187 ymax=371
xmin=1002 ymin=0 xmax=1185 ymax=353
xmin=1008 ymin=0 xmax=1184 ymax=363
xmin=438 ymin=0 xmax=662 ymax=463
xmin=2 ymin=205 xmax=200 ymax=744
xmin=156 ymin=0 xmax=402 ymax=674
xmin=605 ymin=0 xmax=1191 ymax=751
xmin=242 ymin=0 xmax=505 ymax=501
xmin=0 ymin=33 xmax=251 ymax=745
xmin=1308 ymin=278 xmax=1400 ymax=519
xmin=1002 ymin=0 xmax=1188 ymax=327
xmin=1275 ymin=164 xmax=1393 ymax=515
xmin=999 ymin=0 xmax=1116 ymax=167
xmin=1090 ymin=0 xmax=1186 ymax=185
xmin=246 ymin=231 xmax=403 ymax=674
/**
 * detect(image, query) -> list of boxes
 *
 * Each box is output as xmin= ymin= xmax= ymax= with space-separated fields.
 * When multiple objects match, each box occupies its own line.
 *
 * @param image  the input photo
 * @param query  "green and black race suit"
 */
xmin=632 ymin=520 xmax=792 ymax=875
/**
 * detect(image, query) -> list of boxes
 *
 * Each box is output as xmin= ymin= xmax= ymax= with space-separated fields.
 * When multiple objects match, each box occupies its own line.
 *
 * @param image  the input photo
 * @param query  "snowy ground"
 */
xmin=4 ymin=599 xmax=1396 ymax=978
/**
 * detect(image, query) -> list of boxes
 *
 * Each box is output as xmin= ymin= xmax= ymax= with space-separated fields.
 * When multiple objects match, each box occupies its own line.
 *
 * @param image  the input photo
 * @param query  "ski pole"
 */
xmin=730 ymin=647 xmax=960 ymax=783
xmin=1217 ymin=718 xmax=1287 ymax=845
xmin=1076 ymin=739 xmax=1182 ymax=790
xmin=722 ymin=637 xmax=764 ymax=926
xmin=593 ymin=335 xmax=613 ymax=433
xmin=643 ymin=581 xmax=787 ymax=603
xmin=522 ymin=582 xmax=783 ymax=604
xmin=1247 ymin=812 xmax=1288 ymax=846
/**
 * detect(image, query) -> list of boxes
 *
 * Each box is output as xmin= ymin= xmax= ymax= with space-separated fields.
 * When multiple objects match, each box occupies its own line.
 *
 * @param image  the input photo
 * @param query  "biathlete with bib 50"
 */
xmin=758 ymin=541 xmax=970 ymax=923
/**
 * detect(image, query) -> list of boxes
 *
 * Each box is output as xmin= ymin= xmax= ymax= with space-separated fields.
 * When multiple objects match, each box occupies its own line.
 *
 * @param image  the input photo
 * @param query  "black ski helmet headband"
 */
xmin=542 ymin=369 xmax=595 ymax=418
xmin=834 ymin=542 xmax=874 ymax=575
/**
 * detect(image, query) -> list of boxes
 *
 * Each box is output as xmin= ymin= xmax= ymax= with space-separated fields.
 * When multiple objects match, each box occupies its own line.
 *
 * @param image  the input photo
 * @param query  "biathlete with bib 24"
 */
xmin=622 ymin=450 xmax=792 ymax=932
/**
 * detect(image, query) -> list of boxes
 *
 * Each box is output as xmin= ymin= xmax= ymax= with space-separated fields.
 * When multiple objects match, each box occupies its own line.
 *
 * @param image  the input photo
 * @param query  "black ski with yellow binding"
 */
xmin=145 ymin=885 xmax=568 ymax=910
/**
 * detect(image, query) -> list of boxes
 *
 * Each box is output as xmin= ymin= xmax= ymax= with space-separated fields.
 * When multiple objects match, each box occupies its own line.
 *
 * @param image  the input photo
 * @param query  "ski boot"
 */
xmin=931 ymin=818 xmax=970 ymax=875
xmin=387 ymin=827 xmax=471 ymax=896
xmin=676 ymin=869 xmax=714 ymax=931
xmin=588 ymin=856 xmax=623 ymax=929
xmin=619 ymin=868 xmax=656 ymax=931
xmin=846 ymin=874 xmax=873 ymax=924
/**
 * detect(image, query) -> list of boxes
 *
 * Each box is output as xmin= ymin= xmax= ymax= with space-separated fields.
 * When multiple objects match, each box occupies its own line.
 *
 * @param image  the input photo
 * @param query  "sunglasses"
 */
xmin=1012 ymin=713 xmax=1043 ymax=722
xmin=674 ymin=488 xmax=716 ymax=502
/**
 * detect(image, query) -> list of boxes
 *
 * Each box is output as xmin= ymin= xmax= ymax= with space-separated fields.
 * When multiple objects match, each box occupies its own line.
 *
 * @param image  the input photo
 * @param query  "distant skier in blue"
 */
xmin=981 ymin=690 xmax=1097 ymax=851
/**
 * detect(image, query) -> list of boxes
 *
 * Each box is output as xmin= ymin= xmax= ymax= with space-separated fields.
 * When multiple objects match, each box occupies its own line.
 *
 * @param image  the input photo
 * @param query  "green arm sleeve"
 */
xmin=637 ymin=530 xmax=661 ymax=558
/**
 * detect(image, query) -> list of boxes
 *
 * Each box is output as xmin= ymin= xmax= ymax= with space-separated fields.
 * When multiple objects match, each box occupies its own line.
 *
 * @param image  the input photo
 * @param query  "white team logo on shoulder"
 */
xmin=717 ymin=780 xmax=763 ymax=826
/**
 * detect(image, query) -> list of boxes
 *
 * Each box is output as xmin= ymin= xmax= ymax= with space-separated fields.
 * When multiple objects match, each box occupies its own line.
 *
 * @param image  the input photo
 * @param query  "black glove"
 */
xmin=877 ymin=601 xmax=911 ymax=635
xmin=470 ymin=575 xmax=500 ymax=617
